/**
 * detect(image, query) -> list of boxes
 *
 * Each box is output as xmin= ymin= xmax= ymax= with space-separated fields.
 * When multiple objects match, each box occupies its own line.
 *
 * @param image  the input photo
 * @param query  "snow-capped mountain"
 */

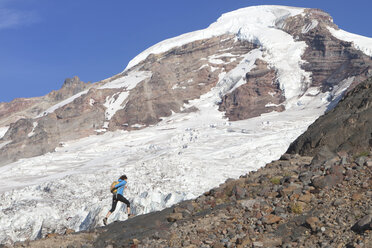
xmin=0 ymin=5 xmax=372 ymax=244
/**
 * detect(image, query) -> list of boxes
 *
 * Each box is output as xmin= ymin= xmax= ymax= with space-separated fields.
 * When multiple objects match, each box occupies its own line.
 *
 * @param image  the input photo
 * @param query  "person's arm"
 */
xmin=115 ymin=180 xmax=127 ymax=188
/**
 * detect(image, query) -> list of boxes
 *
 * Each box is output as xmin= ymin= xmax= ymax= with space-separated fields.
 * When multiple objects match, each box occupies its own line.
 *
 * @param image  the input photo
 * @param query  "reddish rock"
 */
xmin=299 ymin=193 xmax=312 ymax=203
xmin=305 ymin=216 xmax=321 ymax=232
xmin=351 ymin=193 xmax=363 ymax=201
xmin=262 ymin=214 xmax=282 ymax=224
xmin=167 ymin=213 xmax=183 ymax=222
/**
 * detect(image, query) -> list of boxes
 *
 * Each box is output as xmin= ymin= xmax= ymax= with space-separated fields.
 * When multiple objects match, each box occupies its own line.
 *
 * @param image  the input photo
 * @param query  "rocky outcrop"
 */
xmin=218 ymin=59 xmax=285 ymax=120
xmin=0 ymin=76 xmax=91 ymax=127
xmin=48 ymin=76 xmax=91 ymax=102
xmin=287 ymin=77 xmax=372 ymax=157
xmin=0 ymin=87 xmax=109 ymax=165
xmin=0 ymin=98 xmax=42 ymax=127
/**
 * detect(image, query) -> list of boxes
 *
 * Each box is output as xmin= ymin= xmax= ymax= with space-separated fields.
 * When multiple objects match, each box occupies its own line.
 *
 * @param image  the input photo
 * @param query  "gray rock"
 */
xmin=252 ymin=241 xmax=264 ymax=247
xmin=355 ymin=156 xmax=367 ymax=166
xmin=232 ymin=185 xmax=246 ymax=200
xmin=311 ymin=173 xmax=343 ymax=189
xmin=239 ymin=199 xmax=260 ymax=211
xmin=340 ymin=156 xmax=348 ymax=165
xmin=280 ymin=154 xmax=292 ymax=160
xmin=365 ymin=159 xmax=372 ymax=167
xmin=274 ymin=206 xmax=286 ymax=215
xmin=309 ymin=146 xmax=338 ymax=168
xmin=299 ymin=172 xmax=314 ymax=185
xmin=286 ymin=78 xmax=372 ymax=158
xmin=351 ymin=214 xmax=372 ymax=233
xmin=333 ymin=198 xmax=346 ymax=206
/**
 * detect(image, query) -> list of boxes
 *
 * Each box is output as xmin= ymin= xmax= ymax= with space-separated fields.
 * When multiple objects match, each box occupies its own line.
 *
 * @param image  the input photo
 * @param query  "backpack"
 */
xmin=110 ymin=181 xmax=119 ymax=194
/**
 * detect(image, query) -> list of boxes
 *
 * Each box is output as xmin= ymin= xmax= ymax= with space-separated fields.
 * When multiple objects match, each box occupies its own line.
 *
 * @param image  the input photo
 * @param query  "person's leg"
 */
xmin=104 ymin=195 xmax=118 ymax=225
xmin=117 ymin=194 xmax=131 ymax=216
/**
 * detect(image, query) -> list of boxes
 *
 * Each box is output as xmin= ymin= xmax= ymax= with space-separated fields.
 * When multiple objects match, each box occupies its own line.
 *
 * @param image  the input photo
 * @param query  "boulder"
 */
xmin=351 ymin=214 xmax=372 ymax=233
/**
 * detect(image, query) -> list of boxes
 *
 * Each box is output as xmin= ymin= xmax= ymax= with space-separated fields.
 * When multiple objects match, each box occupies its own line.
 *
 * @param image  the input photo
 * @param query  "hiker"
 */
xmin=103 ymin=174 xmax=132 ymax=225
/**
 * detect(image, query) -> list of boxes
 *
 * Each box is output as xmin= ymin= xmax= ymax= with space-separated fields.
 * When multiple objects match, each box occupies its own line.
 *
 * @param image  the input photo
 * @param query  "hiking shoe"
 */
xmin=103 ymin=217 xmax=108 ymax=226
xmin=128 ymin=214 xmax=134 ymax=218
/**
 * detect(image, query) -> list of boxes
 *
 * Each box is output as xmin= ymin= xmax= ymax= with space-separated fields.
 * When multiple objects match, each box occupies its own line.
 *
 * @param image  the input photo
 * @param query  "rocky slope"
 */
xmin=6 ymin=77 xmax=372 ymax=248
xmin=287 ymin=77 xmax=372 ymax=157
xmin=1 ymin=6 xmax=372 ymax=166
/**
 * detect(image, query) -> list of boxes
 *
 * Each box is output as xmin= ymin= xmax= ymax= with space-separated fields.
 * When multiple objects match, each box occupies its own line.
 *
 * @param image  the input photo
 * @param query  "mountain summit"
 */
xmin=0 ymin=5 xmax=372 ymax=244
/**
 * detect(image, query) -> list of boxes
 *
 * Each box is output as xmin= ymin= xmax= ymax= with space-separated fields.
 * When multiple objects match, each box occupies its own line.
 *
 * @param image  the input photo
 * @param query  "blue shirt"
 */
xmin=115 ymin=179 xmax=127 ymax=196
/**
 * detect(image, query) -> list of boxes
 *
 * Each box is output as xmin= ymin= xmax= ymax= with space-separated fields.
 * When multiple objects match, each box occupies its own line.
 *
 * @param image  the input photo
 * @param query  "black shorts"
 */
xmin=109 ymin=194 xmax=130 ymax=212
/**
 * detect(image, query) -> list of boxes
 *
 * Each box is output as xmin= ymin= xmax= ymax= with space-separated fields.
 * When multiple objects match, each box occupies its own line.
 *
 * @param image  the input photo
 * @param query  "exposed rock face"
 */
xmin=109 ymin=35 xmax=256 ymax=129
xmin=48 ymin=76 xmax=91 ymax=101
xmin=0 ymin=88 xmax=109 ymax=165
xmin=0 ymin=76 xmax=91 ymax=127
xmin=0 ymin=98 xmax=42 ymax=126
xmin=282 ymin=9 xmax=372 ymax=92
xmin=287 ymin=77 xmax=372 ymax=156
xmin=218 ymin=59 xmax=285 ymax=120
xmin=0 ymin=77 xmax=93 ymax=165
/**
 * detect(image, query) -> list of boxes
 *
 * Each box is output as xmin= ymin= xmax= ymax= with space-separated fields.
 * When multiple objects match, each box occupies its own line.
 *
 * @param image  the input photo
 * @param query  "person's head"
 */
xmin=119 ymin=175 xmax=127 ymax=181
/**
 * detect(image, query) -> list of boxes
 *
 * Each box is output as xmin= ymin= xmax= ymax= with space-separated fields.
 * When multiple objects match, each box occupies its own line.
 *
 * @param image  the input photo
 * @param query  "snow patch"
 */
xmin=265 ymin=103 xmax=282 ymax=107
xmin=306 ymin=87 xmax=321 ymax=96
xmin=210 ymin=66 xmax=218 ymax=72
xmin=0 ymin=126 xmax=9 ymax=139
xmin=198 ymin=64 xmax=209 ymax=70
xmin=99 ymin=70 xmax=152 ymax=90
xmin=172 ymin=79 xmax=194 ymax=90
xmin=268 ymin=92 xmax=276 ymax=97
xmin=27 ymin=122 xmax=38 ymax=137
xmin=131 ymin=124 xmax=146 ymax=129
xmin=104 ymin=91 xmax=129 ymax=121
xmin=301 ymin=20 xmax=318 ymax=34
xmin=0 ymin=140 xmax=11 ymax=149
xmin=214 ymin=49 xmax=263 ymax=95
xmin=38 ymin=90 xmax=89 ymax=117
xmin=327 ymin=26 xmax=372 ymax=57
xmin=208 ymin=53 xmax=241 ymax=64
xmin=326 ymin=76 xmax=355 ymax=110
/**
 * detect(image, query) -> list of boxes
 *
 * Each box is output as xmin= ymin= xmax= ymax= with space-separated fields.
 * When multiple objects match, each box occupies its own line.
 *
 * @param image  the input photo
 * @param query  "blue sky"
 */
xmin=0 ymin=0 xmax=371 ymax=102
